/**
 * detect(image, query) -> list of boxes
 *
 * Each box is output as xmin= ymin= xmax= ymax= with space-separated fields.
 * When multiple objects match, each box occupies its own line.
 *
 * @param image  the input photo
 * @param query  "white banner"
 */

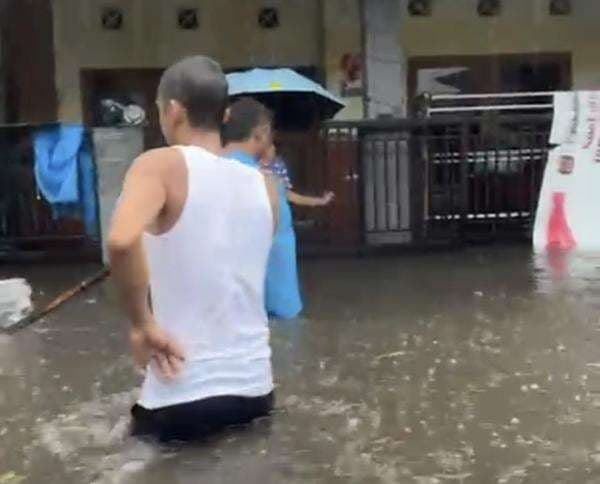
xmin=533 ymin=91 xmax=600 ymax=252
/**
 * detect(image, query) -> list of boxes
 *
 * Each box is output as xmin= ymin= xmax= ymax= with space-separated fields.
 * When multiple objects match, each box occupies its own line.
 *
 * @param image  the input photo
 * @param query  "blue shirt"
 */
xmin=227 ymin=150 xmax=302 ymax=319
xmin=228 ymin=151 xmax=293 ymax=236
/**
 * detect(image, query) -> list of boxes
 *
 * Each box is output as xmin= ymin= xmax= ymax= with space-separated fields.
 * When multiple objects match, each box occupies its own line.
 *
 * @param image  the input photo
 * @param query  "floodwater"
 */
xmin=2 ymin=246 xmax=600 ymax=483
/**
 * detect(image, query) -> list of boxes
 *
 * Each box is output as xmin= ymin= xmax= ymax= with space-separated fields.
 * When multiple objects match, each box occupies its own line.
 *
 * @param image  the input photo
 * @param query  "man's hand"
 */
xmin=129 ymin=319 xmax=186 ymax=380
xmin=319 ymin=191 xmax=335 ymax=206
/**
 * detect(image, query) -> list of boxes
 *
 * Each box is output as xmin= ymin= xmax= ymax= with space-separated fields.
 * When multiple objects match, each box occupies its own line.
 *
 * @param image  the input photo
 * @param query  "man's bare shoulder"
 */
xmin=129 ymin=147 xmax=185 ymax=176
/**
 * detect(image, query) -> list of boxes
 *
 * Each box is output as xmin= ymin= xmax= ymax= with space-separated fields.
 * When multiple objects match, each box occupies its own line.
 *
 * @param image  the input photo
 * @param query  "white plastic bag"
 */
xmin=0 ymin=279 xmax=32 ymax=328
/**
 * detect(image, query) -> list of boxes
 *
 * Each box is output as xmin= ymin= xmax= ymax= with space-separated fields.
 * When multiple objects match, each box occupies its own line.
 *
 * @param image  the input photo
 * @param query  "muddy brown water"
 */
xmin=2 ymin=246 xmax=600 ymax=483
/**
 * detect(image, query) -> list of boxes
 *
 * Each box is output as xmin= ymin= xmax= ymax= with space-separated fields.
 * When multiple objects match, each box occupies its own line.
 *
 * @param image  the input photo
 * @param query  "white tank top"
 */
xmin=138 ymin=146 xmax=274 ymax=409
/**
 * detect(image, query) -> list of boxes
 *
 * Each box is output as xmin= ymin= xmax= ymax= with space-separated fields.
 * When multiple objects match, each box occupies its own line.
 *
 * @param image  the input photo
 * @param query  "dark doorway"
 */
xmin=408 ymin=52 xmax=572 ymax=102
xmin=81 ymin=68 xmax=164 ymax=149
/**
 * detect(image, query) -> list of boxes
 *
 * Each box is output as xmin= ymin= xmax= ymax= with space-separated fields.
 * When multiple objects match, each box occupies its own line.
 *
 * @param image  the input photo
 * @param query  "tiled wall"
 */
xmin=53 ymin=0 xmax=321 ymax=122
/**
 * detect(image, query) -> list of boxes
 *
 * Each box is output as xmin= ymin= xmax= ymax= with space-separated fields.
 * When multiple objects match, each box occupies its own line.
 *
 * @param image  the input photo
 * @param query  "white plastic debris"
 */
xmin=0 ymin=279 xmax=32 ymax=328
xmin=118 ymin=460 xmax=146 ymax=476
xmin=375 ymin=350 xmax=406 ymax=361
xmin=347 ymin=418 xmax=360 ymax=431
xmin=510 ymin=417 xmax=520 ymax=425
xmin=0 ymin=472 xmax=25 ymax=484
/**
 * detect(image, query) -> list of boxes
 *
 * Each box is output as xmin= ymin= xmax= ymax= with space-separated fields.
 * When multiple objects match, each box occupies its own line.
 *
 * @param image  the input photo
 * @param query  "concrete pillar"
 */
xmin=361 ymin=0 xmax=407 ymax=118
xmin=92 ymin=127 xmax=144 ymax=264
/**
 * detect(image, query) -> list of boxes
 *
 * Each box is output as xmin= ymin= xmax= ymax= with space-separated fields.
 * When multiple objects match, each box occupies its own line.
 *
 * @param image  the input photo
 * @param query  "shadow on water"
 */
xmin=5 ymin=246 xmax=600 ymax=482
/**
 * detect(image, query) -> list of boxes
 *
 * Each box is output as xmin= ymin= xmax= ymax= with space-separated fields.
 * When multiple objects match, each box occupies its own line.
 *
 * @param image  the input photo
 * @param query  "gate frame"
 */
xmin=322 ymin=112 xmax=552 ymax=249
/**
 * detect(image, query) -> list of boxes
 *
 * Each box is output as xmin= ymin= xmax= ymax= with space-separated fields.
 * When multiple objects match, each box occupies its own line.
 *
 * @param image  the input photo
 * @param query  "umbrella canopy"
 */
xmin=226 ymin=68 xmax=345 ymax=123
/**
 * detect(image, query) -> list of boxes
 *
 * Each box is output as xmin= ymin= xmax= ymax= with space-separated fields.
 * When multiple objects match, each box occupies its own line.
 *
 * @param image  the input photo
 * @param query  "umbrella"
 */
xmin=226 ymin=68 xmax=345 ymax=123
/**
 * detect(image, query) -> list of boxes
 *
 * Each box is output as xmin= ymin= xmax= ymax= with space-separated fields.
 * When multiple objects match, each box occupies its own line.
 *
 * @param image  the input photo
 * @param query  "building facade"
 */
xmin=1 ymin=0 xmax=599 ymax=254
xmin=2 ymin=0 xmax=600 ymax=125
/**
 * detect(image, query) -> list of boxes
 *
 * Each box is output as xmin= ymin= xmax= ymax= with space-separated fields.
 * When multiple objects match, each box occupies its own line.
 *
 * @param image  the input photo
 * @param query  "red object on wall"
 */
xmin=340 ymin=53 xmax=363 ymax=97
xmin=547 ymin=191 xmax=576 ymax=251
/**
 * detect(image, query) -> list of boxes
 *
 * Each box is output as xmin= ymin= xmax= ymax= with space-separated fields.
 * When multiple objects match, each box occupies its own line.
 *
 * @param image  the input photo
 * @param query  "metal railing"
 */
xmin=323 ymin=113 xmax=552 ymax=246
xmin=0 ymin=116 xmax=551 ymax=258
xmin=0 ymin=126 xmax=100 ymax=260
xmin=420 ymin=114 xmax=550 ymax=234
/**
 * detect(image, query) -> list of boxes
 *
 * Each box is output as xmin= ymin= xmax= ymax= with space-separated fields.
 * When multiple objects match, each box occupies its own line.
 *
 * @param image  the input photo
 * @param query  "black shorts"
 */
xmin=131 ymin=392 xmax=275 ymax=442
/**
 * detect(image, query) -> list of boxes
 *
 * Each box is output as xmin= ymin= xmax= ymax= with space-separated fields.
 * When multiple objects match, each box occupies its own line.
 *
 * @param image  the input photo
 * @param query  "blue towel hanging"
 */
xmin=33 ymin=124 xmax=99 ymax=238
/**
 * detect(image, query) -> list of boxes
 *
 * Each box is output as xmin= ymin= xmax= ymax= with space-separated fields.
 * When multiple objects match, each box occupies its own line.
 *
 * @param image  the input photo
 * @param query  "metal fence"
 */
xmin=323 ymin=113 xmax=552 ymax=246
xmin=419 ymin=114 xmax=551 ymax=236
xmin=360 ymin=128 xmax=413 ymax=245
xmin=0 ymin=116 xmax=551 ymax=258
xmin=0 ymin=126 xmax=99 ymax=260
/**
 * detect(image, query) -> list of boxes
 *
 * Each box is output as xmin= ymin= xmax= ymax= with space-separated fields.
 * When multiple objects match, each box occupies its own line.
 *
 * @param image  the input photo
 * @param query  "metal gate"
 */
xmin=324 ymin=114 xmax=551 ymax=248
xmin=362 ymin=131 xmax=412 ymax=245
xmin=0 ymin=125 xmax=100 ymax=261
xmin=420 ymin=114 xmax=550 ymax=236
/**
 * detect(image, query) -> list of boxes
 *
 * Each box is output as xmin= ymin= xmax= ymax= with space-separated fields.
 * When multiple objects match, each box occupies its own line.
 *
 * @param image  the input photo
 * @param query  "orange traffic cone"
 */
xmin=547 ymin=192 xmax=576 ymax=251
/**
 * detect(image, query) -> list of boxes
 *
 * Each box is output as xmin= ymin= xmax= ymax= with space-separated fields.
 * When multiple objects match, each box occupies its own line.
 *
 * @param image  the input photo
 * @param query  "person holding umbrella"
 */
xmin=261 ymin=143 xmax=335 ymax=209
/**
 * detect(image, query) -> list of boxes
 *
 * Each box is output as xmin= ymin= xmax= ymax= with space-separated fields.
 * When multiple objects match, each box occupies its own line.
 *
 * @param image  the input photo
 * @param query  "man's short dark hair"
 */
xmin=158 ymin=56 xmax=228 ymax=130
xmin=222 ymin=97 xmax=273 ymax=144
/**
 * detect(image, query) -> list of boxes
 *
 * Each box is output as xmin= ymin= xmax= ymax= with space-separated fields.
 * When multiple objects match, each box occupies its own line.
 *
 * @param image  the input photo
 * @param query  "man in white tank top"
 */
xmin=108 ymin=56 xmax=280 ymax=441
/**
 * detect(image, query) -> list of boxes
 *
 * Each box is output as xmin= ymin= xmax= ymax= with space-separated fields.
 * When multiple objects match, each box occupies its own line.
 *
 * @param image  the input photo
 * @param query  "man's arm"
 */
xmin=108 ymin=150 xmax=166 ymax=326
xmin=287 ymin=190 xmax=335 ymax=207
xmin=271 ymin=158 xmax=334 ymax=208
xmin=108 ymin=148 xmax=185 ymax=378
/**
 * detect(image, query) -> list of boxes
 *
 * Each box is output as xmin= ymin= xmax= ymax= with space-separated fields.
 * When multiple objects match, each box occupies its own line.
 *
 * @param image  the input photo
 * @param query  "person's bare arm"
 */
xmin=109 ymin=154 xmax=163 ymax=326
xmin=108 ymin=148 xmax=185 ymax=378
xmin=287 ymin=190 xmax=334 ymax=207
xmin=261 ymin=171 xmax=280 ymax=235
